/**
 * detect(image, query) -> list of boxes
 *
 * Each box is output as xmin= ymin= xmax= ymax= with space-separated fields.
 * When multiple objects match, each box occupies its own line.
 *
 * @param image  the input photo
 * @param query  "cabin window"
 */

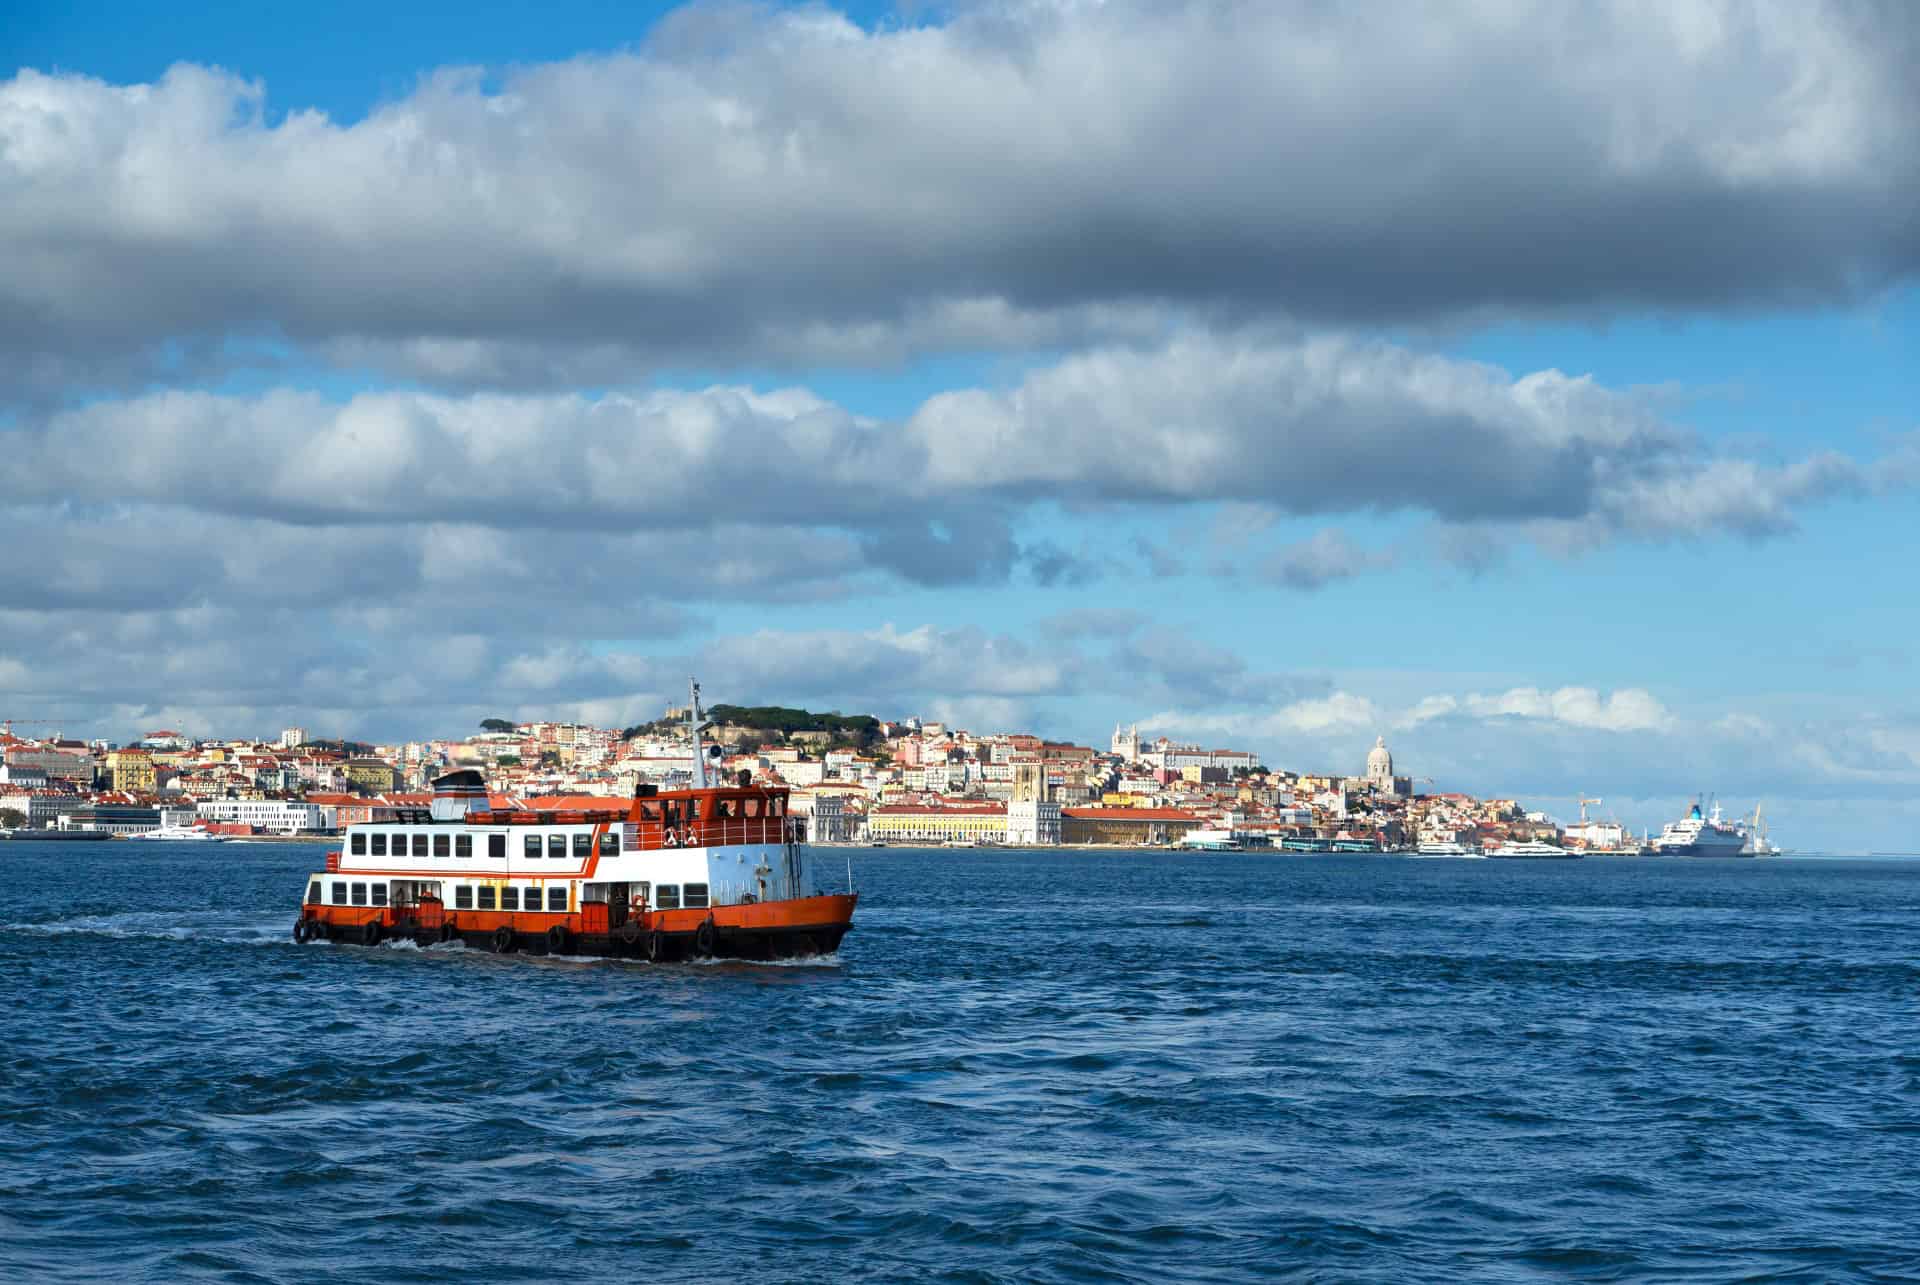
xmin=488 ymin=834 xmax=504 ymax=859
xmin=573 ymin=833 xmax=592 ymax=858
xmin=684 ymin=883 xmax=710 ymax=909
xmin=686 ymin=800 xmax=701 ymax=821
xmin=307 ymin=881 xmax=321 ymax=904
xmin=351 ymin=882 xmax=367 ymax=906
xmin=599 ymin=831 xmax=619 ymax=856
xmin=524 ymin=834 xmax=541 ymax=859
xmin=370 ymin=833 xmax=387 ymax=857
xmin=434 ymin=834 xmax=450 ymax=858
xmin=413 ymin=834 xmax=430 ymax=858
xmin=641 ymin=802 xmax=661 ymax=820
xmin=715 ymin=799 xmax=734 ymax=819
xmin=548 ymin=835 xmax=567 ymax=860
xmin=477 ymin=886 xmax=496 ymax=910
xmin=350 ymin=832 xmax=366 ymax=855
xmin=455 ymin=885 xmax=472 ymax=910
xmin=743 ymin=798 xmax=761 ymax=818
xmin=330 ymin=881 xmax=346 ymax=905
xmin=655 ymin=885 xmax=681 ymax=910
xmin=772 ymin=797 xmax=785 ymax=817
xmin=371 ymin=883 xmax=388 ymax=907
xmin=501 ymin=887 xmax=518 ymax=911
xmin=455 ymin=834 xmax=472 ymax=858
xmin=547 ymin=887 xmax=567 ymax=912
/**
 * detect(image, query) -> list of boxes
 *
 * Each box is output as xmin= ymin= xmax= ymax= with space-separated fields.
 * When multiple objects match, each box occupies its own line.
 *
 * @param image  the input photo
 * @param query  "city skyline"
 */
xmin=4 ymin=2 xmax=1918 ymax=850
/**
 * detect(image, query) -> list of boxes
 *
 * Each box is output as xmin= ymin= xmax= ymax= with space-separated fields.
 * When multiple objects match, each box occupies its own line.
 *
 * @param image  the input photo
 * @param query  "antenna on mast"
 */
xmin=687 ymin=677 xmax=712 ymax=790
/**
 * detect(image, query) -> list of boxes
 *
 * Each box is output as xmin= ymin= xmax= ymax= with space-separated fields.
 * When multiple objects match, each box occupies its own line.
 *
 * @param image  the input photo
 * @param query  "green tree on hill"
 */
xmin=480 ymin=718 xmax=516 ymax=733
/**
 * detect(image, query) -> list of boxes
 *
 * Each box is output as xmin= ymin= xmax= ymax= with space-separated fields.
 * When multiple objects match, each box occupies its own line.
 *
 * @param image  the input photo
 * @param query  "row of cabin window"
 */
xmin=349 ymin=831 xmax=619 ymax=859
xmin=324 ymin=881 xmax=389 ymax=907
xmin=633 ymin=796 xmax=785 ymax=822
xmin=313 ymin=880 xmax=711 ymax=912
xmin=455 ymin=885 xmax=569 ymax=912
xmin=446 ymin=885 xmax=709 ymax=910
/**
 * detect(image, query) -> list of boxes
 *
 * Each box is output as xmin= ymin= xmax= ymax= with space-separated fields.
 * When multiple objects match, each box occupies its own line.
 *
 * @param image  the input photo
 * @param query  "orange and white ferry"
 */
xmin=292 ymin=682 xmax=857 ymax=961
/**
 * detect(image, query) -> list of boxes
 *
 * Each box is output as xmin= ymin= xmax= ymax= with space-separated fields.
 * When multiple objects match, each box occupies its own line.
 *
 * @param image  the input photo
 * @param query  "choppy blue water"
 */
xmin=3 ymin=843 xmax=1919 ymax=1282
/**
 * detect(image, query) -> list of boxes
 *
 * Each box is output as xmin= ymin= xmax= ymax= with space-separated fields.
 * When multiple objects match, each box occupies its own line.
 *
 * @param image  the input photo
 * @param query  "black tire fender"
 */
xmin=546 ymin=925 xmax=569 ymax=955
xmin=694 ymin=917 xmax=716 ymax=958
xmin=360 ymin=919 xmax=382 ymax=947
xmin=491 ymin=924 xmax=514 ymax=954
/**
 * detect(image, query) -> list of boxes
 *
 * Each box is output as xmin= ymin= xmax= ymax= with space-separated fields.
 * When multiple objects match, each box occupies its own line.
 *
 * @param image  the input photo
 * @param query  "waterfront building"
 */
xmin=867 ymin=801 xmax=1009 ymax=845
xmin=1058 ymin=807 xmax=1201 ymax=846
xmin=1006 ymin=762 xmax=1062 ymax=845
xmin=61 ymin=804 xmax=163 ymax=835
xmin=194 ymin=799 xmax=332 ymax=833
xmin=106 ymin=748 xmax=156 ymax=794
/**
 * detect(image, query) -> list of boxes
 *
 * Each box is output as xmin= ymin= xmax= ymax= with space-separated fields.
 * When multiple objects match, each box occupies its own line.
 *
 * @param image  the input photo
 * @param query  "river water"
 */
xmin=2 ymin=842 xmax=1917 ymax=1282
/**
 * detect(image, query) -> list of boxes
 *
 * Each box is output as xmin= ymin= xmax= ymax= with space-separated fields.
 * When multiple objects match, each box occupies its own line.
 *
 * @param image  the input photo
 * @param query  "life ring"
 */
xmin=491 ymin=924 xmax=515 ymax=954
xmin=694 ymin=917 xmax=716 ymax=958
xmin=645 ymin=930 xmax=664 ymax=962
xmin=438 ymin=921 xmax=457 ymax=944
xmin=619 ymin=919 xmax=641 ymax=945
xmin=546 ymin=925 xmax=569 ymax=955
xmin=662 ymin=830 xmax=678 ymax=848
xmin=360 ymin=919 xmax=382 ymax=947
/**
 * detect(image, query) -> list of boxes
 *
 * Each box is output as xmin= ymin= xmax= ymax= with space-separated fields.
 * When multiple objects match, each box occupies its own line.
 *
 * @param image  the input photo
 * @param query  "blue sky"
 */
xmin=3 ymin=1 xmax=1917 ymax=849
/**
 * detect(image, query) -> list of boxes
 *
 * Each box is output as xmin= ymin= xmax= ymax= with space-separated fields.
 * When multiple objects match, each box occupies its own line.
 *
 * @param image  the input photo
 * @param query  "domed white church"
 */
xmin=1355 ymin=736 xmax=1410 ymax=797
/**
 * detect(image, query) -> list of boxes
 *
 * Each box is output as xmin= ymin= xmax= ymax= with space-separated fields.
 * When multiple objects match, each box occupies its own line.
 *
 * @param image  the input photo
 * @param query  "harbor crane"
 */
xmin=1573 ymin=795 xmax=1603 ymax=823
xmin=0 ymin=716 xmax=84 ymax=739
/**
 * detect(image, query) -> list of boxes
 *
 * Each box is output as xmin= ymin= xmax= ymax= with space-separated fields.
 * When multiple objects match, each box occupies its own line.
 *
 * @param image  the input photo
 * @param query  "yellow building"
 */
xmin=345 ymin=758 xmax=398 ymax=794
xmin=866 ymin=804 xmax=1007 ymax=845
xmin=105 ymin=748 xmax=156 ymax=794
xmin=1059 ymin=807 xmax=1201 ymax=846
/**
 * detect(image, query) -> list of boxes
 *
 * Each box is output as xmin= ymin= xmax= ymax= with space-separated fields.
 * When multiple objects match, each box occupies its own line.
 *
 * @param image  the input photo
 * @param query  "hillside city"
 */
xmin=0 ymin=706 xmax=1628 ymax=853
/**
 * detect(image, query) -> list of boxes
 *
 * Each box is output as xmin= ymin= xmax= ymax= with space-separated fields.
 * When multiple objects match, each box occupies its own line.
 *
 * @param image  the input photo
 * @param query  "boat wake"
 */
xmin=4 ymin=908 xmax=297 ymax=947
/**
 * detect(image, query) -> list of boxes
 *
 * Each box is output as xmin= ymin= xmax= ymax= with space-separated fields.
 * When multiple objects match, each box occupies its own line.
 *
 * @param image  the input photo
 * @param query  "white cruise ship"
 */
xmin=1413 ymin=837 xmax=1481 ymax=857
xmin=1487 ymin=839 xmax=1581 ymax=859
xmin=1650 ymin=799 xmax=1749 ymax=856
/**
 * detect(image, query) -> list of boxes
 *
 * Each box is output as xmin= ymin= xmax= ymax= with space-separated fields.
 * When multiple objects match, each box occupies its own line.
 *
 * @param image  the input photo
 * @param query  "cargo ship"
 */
xmin=292 ymin=681 xmax=857 ymax=960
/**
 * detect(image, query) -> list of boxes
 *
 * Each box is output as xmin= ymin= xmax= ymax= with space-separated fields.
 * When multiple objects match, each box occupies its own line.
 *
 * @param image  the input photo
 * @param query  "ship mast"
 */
xmin=687 ymin=677 xmax=711 ymax=790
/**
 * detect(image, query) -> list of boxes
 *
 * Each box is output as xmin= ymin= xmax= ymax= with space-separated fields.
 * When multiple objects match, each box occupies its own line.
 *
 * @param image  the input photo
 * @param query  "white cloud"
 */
xmin=3 ymin=2 xmax=1915 ymax=393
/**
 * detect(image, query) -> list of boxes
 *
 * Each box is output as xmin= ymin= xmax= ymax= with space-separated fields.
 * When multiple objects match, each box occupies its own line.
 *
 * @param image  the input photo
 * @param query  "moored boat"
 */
xmin=1650 ymin=798 xmax=1749 ymax=856
xmin=292 ymin=681 xmax=857 ymax=961
xmin=1487 ymin=840 xmax=1581 ymax=859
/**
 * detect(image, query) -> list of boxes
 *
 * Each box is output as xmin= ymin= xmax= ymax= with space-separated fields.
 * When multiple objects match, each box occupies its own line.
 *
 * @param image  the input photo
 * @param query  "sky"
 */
xmin=3 ymin=0 xmax=1918 ymax=850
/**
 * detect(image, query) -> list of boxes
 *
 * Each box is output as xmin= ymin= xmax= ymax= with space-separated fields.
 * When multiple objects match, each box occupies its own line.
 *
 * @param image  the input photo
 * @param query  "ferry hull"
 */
xmin=297 ymin=893 xmax=859 ymax=962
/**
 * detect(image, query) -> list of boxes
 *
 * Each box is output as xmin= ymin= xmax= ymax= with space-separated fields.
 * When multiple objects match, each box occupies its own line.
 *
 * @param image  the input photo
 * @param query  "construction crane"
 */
xmin=1573 ymin=795 xmax=1603 ymax=823
xmin=0 ymin=716 xmax=86 ymax=740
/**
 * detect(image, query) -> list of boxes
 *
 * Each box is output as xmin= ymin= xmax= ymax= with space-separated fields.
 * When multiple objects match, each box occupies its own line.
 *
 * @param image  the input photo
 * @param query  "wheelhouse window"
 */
xmin=371 ymin=883 xmax=389 ymax=907
xmin=655 ymin=885 xmax=681 ymax=910
xmin=524 ymin=835 xmax=540 ymax=859
xmin=547 ymin=887 xmax=566 ymax=912
xmin=412 ymin=834 xmax=430 ymax=858
xmin=477 ymin=887 xmax=496 ymax=910
xmin=331 ymin=881 xmax=347 ymax=905
xmin=456 ymin=834 xmax=472 ymax=858
xmin=547 ymin=835 xmax=567 ymax=860
xmin=370 ymin=833 xmax=387 ymax=857
xmin=351 ymin=882 xmax=367 ymax=906
xmin=743 ymin=798 xmax=761 ymax=818
xmin=573 ymin=833 xmax=591 ymax=858
xmin=350 ymin=832 xmax=367 ymax=855
xmin=501 ymin=887 xmax=518 ymax=911
xmin=307 ymin=881 xmax=321 ymax=904
xmin=488 ymin=834 xmax=504 ymax=859
xmin=599 ymin=831 xmax=619 ymax=856
xmin=455 ymin=885 xmax=473 ymax=910
xmin=684 ymin=883 xmax=710 ymax=909
xmin=433 ymin=834 xmax=450 ymax=858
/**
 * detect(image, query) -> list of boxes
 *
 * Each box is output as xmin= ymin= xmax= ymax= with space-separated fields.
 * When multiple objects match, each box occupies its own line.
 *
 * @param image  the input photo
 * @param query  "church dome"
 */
xmin=1365 ymin=736 xmax=1393 ymax=779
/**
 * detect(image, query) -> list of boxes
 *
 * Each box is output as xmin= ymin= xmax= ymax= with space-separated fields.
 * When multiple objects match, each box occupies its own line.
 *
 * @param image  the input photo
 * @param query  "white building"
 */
xmin=195 ymin=799 xmax=332 ymax=833
xmin=279 ymin=727 xmax=307 ymax=749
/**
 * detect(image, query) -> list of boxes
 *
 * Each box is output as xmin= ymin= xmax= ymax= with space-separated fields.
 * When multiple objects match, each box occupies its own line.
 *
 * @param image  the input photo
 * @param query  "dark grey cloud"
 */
xmin=3 ymin=1 xmax=1916 ymax=395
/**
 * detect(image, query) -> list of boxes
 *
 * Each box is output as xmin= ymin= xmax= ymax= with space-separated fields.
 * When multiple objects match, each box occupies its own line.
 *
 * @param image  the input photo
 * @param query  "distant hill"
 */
xmin=622 ymin=704 xmax=880 ymax=745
